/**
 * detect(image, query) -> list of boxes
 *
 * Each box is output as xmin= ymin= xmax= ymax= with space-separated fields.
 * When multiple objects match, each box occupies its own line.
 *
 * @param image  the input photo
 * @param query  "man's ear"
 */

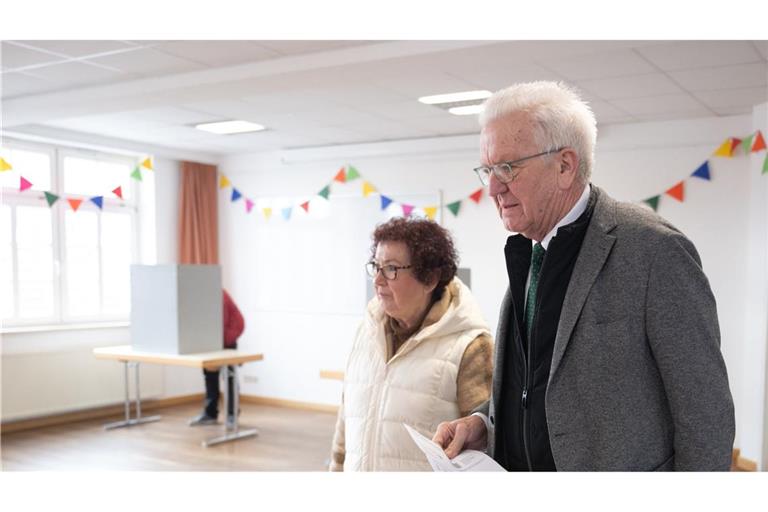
xmin=556 ymin=148 xmax=580 ymax=189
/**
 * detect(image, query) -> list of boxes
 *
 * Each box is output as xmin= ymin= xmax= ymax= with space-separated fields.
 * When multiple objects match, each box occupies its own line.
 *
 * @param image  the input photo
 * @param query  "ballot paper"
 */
xmin=404 ymin=423 xmax=505 ymax=472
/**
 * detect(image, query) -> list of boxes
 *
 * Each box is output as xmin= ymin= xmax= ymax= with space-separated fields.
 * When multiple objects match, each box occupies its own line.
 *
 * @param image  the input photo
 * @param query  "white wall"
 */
xmin=219 ymin=113 xmax=767 ymax=466
xmin=1 ymin=156 xmax=204 ymax=422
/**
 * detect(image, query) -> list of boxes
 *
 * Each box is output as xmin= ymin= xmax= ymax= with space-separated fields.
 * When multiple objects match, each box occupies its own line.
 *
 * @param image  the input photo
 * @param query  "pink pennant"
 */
xmin=469 ymin=188 xmax=484 ymax=204
xmin=402 ymin=204 xmax=414 ymax=217
xmin=245 ymin=199 xmax=255 ymax=213
xmin=19 ymin=176 xmax=33 ymax=192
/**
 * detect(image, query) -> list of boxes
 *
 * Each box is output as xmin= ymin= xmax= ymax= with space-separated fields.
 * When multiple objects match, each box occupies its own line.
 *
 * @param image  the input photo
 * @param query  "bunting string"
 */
xmin=220 ymin=130 xmax=767 ymax=221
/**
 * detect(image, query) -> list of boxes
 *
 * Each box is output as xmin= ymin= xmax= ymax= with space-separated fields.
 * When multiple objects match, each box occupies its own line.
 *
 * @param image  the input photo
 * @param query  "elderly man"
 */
xmin=433 ymin=81 xmax=735 ymax=471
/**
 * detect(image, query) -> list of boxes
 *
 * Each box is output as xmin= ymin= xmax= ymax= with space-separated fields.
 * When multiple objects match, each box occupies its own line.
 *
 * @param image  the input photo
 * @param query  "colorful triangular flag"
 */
xmin=245 ymin=199 xmax=254 ymax=213
xmin=446 ymin=200 xmax=462 ymax=217
xmin=741 ymin=134 xmax=755 ymax=154
xmin=90 ymin=196 xmax=104 ymax=209
xmin=644 ymin=196 xmax=660 ymax=212
xmin=262 ymin=207 xmax=272 ymax=220
xmin=300 ymin=201 xmax=310 ymax=213
xmin=424 ymin=206 xmax=438 ymax=220
xmin=44 ymin=191 xmax=59 ymax=207
xmin=665 ymin=182 xmax=685 ymax=202
xmin=402 ymin=204 xmax=414 ymax=217
xmin=729 ymin=138 xmax=742 ymax=153
xmin=346 ymin=165 xmax=360 ymax=181
xmin=19 ymin=176 xmax=33 ymax=191
xmin=318 ymin=185 xmax=331 ymax=200
xmin=752 ymin=131 xmax=766 ymax=152
xmin=0 ymin=157 xmax=12 ymax=171
xmin=469 ymin=188 xmax=484 ymax=204
xmin=380 ymin=195 xmax=393 ymax=210
xmin=691 ymin=161 xmax=711 ymax=180
xmin=68 ymin=198 xmax=83 ymax=212
xmin=219 ymin=174 xmax=231 ymax=189
xmin=333 ymin=167 xmax=346 ymax=183
xmin=362 ymin=181 xmax=376 ymax=197
xmin=713 ymin=139 xmax=733 ymax=157
xmin=231 ymin=188 xmax=242 ymax=202
xmin=112 ymin=186 xmax=123 ymax=199
xmin=130 ymin=166 xmax=143 ymax=181
xmin=282 ymin=207 xmax=292 ymax=220
xmin=140 ymin=158 xmax=153 ymax=170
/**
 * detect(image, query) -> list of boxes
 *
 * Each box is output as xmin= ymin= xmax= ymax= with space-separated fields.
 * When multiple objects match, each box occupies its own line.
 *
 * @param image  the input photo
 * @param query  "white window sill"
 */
xmin=1 ymin=321 xmax=129 ymax=335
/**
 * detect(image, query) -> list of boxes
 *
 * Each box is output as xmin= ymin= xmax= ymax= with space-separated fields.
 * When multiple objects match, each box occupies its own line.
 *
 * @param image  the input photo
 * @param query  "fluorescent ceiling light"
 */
xmin=417 ymin=90 xmax=492 ymax=105
xmin=448 ymin=104 xmax=485 ymax=116
xmin=195 ymin=120 xmax=266 ymax=135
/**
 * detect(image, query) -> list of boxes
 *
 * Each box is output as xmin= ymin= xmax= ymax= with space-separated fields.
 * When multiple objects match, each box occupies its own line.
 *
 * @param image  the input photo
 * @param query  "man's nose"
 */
xmin=487 ymin=172 xmax=507 ymax=196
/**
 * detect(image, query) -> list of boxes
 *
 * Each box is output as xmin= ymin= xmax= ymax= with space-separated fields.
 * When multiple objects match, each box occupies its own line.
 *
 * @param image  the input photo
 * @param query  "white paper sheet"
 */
xmin=403 ymin=423 xmax=506 ymax=472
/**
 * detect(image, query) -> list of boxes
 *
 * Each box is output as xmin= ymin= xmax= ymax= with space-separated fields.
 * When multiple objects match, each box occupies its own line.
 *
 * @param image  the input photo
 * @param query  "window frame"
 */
xmin=1 ymin=137 xmax=143 ymax=328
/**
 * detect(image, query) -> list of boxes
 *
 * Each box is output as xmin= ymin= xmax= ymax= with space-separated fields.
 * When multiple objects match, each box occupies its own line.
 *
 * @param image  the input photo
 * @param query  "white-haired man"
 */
xmin=433 ymin=81 xmax=735 ymax=471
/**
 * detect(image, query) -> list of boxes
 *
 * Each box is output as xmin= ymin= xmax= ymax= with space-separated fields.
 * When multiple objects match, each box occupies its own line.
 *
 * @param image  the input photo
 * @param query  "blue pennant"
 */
xmin=691 ymin=161 xmax=711 ymax=181
xmin=282 ymin=207 xmax=292 ymax=220
xmin=231 ymin=188 xmax=242 ymax=202
xmin=90 ymin=196 xmax=104 ymax=209
xmin=380 ymin=195 xmax=393 ymax=210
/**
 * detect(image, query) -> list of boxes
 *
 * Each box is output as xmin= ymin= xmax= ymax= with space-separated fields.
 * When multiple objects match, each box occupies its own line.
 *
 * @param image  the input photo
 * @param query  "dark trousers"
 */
xmin=203 ymin=366 xmax=235 ymax=418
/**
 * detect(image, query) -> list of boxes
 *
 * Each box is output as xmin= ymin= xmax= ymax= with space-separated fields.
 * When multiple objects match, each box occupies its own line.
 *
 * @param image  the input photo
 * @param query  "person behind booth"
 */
xmin=189 ymin=289 xmax=245 ymax=426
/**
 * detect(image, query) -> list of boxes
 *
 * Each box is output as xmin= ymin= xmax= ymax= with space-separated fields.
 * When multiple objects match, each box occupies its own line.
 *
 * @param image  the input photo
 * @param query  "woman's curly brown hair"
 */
xmin=371 ymin=217 xmax=458 ymax=301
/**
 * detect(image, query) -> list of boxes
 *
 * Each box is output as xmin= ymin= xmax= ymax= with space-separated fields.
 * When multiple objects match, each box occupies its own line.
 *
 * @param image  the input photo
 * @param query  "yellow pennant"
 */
xmin=141 ymin=158 xmax=153 ymax=170
xmin=219 ymin=174 xmax=231 ymax=189
xmin=0 ymin=157 xmax=12 ymax=171
xmin=262 ymin=207 xmax=273 ymax=220
xmin=713 ymin=139 xmax=733 ymax=157
xmin=362 ymin=181 xmax=376 ymax=197
xmin=423 ymin=206 xmax=438 ymax=220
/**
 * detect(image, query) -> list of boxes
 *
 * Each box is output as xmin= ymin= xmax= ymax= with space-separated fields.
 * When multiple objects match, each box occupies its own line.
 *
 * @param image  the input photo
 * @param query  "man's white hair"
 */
xmin=479 ymin=81 xmax=597 ymax=181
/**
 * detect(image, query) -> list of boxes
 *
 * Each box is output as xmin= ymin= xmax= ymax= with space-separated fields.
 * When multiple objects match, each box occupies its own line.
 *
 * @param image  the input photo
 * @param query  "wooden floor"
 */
xmin=1 ymin=402 xmax=337 ymax=471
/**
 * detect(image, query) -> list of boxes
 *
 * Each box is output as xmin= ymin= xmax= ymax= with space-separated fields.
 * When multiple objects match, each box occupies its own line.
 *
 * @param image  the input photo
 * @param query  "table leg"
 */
xmin=202 ymin=364 xmax=258 ymax=447
xmin=104 ymin=361 xmax=162 ymax=430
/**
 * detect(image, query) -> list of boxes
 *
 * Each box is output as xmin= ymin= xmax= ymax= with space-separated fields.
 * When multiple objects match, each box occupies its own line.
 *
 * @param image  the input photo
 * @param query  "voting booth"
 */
xmin=130 ymin=264 xmax=222 ymax=354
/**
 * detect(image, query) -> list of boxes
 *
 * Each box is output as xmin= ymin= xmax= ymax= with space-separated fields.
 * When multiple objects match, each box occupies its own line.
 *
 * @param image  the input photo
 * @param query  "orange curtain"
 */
xmin=178 ymin=161 xmax=219 ymax=264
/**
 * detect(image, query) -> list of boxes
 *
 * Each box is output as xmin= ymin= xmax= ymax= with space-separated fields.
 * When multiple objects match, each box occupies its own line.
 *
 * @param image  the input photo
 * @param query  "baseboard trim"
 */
xmin=1 ymin=393 xmax=204 ymax=434
xmin=240 ymin=394 xmax=339 ymax=414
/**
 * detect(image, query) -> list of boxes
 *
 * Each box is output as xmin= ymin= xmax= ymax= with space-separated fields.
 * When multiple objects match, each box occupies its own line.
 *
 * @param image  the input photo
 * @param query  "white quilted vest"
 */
xmin=343 ymin=277 xmax=490 ymax=471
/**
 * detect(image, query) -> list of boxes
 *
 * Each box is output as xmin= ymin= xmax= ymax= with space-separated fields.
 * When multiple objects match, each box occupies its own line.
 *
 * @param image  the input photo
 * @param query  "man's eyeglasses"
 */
xmin=473 ymin=147 xmax=565 ymax=186
xmin=365 ymin=261 xmax=412 ymax=280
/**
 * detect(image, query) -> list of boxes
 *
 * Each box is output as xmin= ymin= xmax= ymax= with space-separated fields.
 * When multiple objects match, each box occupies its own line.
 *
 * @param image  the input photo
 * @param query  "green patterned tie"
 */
xmin=525 ymin=242 xmax=545 ymax=339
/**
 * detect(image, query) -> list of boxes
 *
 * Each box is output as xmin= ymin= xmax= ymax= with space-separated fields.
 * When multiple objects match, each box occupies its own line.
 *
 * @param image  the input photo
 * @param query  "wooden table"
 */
xmin=94 ymin=345 xmax=263 ymax=447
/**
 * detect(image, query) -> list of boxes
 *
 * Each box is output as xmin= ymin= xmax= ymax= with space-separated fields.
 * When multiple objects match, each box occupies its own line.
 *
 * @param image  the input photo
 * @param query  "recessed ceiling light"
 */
xmin=448 ymin=104 xmax=485 ymax=116
xmin=195 ymin=120 xmax=266 ymax=135
xmin=417 ymin=90 xmax=492 ymax=105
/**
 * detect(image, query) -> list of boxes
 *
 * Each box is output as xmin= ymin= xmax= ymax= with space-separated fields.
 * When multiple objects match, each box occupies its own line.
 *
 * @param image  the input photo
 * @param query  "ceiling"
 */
xmin=2 ymin=40 xmax=767 ymax=156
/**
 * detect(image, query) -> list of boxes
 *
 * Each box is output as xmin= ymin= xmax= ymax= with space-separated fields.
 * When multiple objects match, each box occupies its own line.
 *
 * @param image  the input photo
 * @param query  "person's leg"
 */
xmin=204 ymin=368 xmax=221 ymax=418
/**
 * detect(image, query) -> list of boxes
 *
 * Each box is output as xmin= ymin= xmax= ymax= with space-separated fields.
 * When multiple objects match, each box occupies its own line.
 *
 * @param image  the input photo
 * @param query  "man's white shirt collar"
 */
xmin=538 ymin=185 xmax=590 ymax=250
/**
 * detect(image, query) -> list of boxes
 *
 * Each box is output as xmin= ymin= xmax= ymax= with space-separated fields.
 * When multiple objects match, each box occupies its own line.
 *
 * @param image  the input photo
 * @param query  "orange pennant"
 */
xmin=752 ymin=131 xmax=766 ymax=152
xmin=68 ymin=198 xmax=84 ymax=211
xmin=333 ymin=167 xmax=346 ymax=183
xmin=730 ymin=138 xmax=742 ymax=153
xmin=665 ymin=182 xmax=684 ymax=202
xmin=469 ymin=188 xmax=484 ymax=204
xmin=300 ymin=201 xmax=310 ymax=212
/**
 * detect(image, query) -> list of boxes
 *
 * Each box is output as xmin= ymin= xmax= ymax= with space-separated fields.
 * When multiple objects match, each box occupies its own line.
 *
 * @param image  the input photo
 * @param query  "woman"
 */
xmin=329 ymin=217 xmax=493 ymax=471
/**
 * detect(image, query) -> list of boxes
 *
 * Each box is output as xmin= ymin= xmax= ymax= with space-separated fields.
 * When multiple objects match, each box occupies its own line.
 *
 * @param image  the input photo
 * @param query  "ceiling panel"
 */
xmin=668 ymin=62 xmax=768 ymax=92
xmin=610 ymin=94 xmax=713 ymax=117
xmin=636 ymin=41 xmax=764 ymax=71
xmin=540 ymin=49 xmax=657 ymax=80
xmin=88 ymin=48 xmax=206 ymax=75
xmin=15 ymin=40 xmax=141 ymax=58
xmin=22 ymin=61 xmax=126 ymax=87
xmin=693 ymin=87 xmax=768 ymax=110
xmin=253 ymin=40 xmax=377 ymax=56
xmin=576 ymin=73 xmax=685 ymax=100
xmin=152 ymin=41 xmax=280 ymax=67
xmin=1 ymin=71 xmax=57 ymax=97
xmin=1 ymin=42 xmax=65 ymax=70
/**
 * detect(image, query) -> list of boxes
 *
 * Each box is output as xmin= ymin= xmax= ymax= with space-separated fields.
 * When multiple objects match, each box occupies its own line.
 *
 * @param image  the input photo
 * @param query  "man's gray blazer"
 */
xmin=481 ymin=186 xmax=735 ymax=471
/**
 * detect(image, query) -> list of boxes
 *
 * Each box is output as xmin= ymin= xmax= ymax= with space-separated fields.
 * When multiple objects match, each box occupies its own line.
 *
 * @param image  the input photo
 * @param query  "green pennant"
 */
xmin=130 ymin=166 xmax=142 ymax=181
xmin=446 ymin=200 xmax=461 ymax=217
xmin=318 ymin=185 xmax=330 ymax=199
xmin=346 ymin=165 xmax=360 ymax=181
xmin=741 ymin=134 xmax=755 ymax=154
xmin=763 ymin=153 xmax=768 ymax=174
xmin=644 ymin=196 xmax=660 ymax=212
xmin=44 ymin=191 xmax=59 ymax=207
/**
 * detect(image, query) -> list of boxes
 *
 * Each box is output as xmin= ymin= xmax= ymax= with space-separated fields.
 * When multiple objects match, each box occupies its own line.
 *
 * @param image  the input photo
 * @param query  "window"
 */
xmin=1 ymin=139 xmax=144 ymax=327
